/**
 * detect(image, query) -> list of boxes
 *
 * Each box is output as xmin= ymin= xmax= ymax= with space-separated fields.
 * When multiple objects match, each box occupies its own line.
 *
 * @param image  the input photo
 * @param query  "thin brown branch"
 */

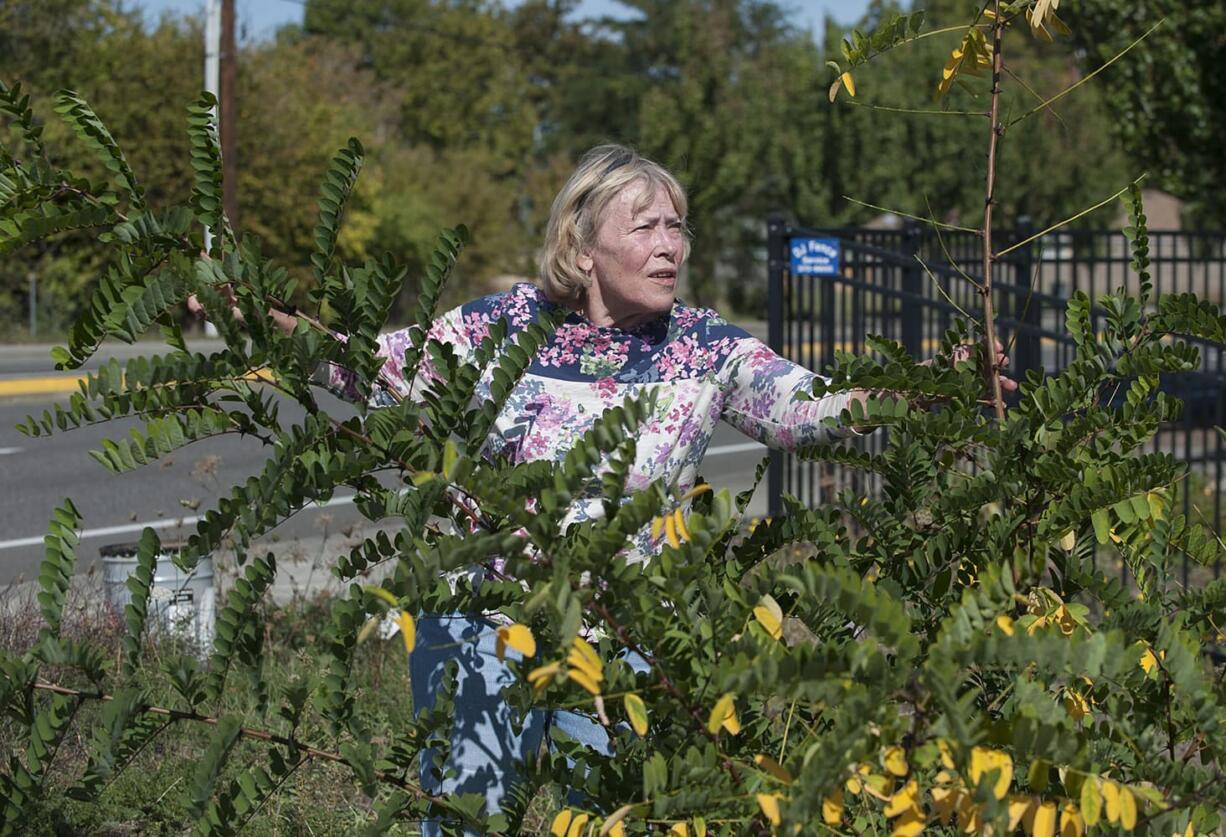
xmin=979 ymin=0 xmax=1006 ymax=419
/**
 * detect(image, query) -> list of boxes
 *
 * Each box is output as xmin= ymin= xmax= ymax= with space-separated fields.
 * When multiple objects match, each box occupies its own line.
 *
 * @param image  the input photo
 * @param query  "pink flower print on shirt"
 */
xmin=595 ymin=376 xmax=619 ymax=399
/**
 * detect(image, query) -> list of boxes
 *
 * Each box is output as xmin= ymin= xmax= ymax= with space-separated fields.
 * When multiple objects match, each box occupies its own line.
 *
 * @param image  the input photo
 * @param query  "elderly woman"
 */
xmin=317 ymin=145 xmax=827 ymax=833
xmin=266 ymin=144 xmax=1006 ymax=833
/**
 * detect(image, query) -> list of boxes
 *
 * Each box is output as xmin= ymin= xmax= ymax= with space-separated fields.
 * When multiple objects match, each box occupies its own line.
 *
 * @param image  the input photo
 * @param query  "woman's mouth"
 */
xmin=648 ymin=269 xmax=676 ymax=286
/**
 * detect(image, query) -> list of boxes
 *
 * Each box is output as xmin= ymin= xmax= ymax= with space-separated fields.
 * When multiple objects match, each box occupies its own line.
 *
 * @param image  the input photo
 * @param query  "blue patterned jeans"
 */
xmin=411 ymin=614 xmax=648 ymax=836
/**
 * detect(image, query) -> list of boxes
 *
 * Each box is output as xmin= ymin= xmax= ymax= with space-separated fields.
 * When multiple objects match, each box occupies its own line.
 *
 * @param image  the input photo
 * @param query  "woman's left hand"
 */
xmin=946 ymin=338 xmax=1017 ymax=395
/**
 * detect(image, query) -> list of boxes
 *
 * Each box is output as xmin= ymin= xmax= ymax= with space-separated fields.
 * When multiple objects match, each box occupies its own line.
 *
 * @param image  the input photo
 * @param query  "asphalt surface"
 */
xmin=0 ymin=340 xmax=770 ymax=584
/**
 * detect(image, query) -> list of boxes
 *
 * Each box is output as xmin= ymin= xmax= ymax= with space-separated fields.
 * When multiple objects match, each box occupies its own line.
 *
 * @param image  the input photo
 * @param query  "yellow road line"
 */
xmin=0 ymin=376 xmax=89 ymax=397
xmin=0 ymin=369 xmax=276 ymax=399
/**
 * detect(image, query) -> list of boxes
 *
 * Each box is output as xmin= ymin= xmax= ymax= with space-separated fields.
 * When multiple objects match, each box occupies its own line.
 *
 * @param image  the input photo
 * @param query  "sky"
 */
xmin=137 ymin=0 xmax=872 ymax=42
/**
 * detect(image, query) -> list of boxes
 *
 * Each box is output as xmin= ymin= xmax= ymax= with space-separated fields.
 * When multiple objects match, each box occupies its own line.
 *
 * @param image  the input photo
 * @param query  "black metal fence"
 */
xmin=765 ymin=216 xmax=1226 ymax=579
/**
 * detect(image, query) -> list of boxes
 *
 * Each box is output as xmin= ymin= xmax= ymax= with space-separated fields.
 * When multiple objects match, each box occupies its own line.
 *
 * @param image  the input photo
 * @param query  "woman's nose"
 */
xmin=653 ymin=229 xmax=678 ymax=260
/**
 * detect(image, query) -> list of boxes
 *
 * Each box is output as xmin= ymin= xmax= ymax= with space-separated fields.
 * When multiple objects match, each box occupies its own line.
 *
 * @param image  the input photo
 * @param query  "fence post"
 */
xmin=767 ymin=214 xmax=786 ymax=518
xmin=900 ymin=221 xmax=923 ymax=357
xmin=1012 ymin=216 xmax=1040 ymax=376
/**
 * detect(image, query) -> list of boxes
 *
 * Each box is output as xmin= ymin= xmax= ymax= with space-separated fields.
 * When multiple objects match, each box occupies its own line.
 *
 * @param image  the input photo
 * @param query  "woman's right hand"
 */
xmin=187 ymin=285 xmax=298 ymax=335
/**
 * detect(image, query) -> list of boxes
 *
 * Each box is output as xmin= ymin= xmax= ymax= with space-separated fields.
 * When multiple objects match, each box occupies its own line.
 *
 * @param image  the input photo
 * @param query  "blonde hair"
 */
xmin=538 ymin=144 xmax=690 ymax=302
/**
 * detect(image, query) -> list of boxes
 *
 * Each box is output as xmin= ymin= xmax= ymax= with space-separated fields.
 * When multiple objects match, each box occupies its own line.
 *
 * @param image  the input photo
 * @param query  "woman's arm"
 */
xmin=720 ymin=337 xmax=1017 ymax=448
xmin=313 ymin=308 xmax=473 ymax=406
xmin=719 ymin=337 xmax=858 ymax=451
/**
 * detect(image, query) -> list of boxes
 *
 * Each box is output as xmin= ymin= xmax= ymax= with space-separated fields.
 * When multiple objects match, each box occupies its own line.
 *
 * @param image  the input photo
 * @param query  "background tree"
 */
xmin=1067 ymin=0 xmax=1226 ymax=228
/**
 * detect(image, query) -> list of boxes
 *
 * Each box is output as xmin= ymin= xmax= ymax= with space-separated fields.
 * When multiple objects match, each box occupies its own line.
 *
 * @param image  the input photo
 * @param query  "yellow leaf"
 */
xmin=1102 ymin=779 xmax=1121 ymax=823
xmin=623 ymin=693 xmax=649 ymax=736
xmin=883 ymin=745 xmax=909 ymax=777
xmin=693 ymin=817 xmax=707 ymax=837
xmin=1027 ymin=10 xmax=1054 ymax=43
xmin=828 ymin=77 xmax=843 ymax=103
xmin=664 ymin=512 xmax=680 ymax=548
xmin=885 ymin=779 xmax=919 ymax=818
xmin=1139 ymin=646 xmax=1160 ymax=674
xmin=680 ymin=483 xmax=713 ymax=501
xmin=822 ymin=789 xmax=844 ymax=826
xmin=891 ymin=806 xmax=925 ymax=837
xmin=410 ymin=470 xmax=437 ymax=486
xmin=707 ymin=693 xmax=740 ymax=735
xmin=566 ymin=812 xmax=591 ymax=837
xmin=937 ymin=739 xmax=956 ymax=770
xmin=969 ymin=747 xmax=1013 ymax=800
xmin=1032 ymin=801 xmax=1058 ymax=837
xmin=957 ymin=796 xmax=982 ymax=833
xmin=754 ymin=754 xmax=793 ymax=784
xmin=931 ymin=786 xmax=960 ymax=822
xmin=1080 ymin=777 xmax=1102 ymax=827
xmin=756 ymin=793 xmax=782 ymax=826
xmin=841 ymin=71 xmax=856 ymax=98
xmin=1119 ymin=786 xmax=1137 ymax=830
xmin=600 ymin=804 xmax=638 ymax=836
xmin=1060 ymin=803 xmax=1085 ymax=837
xmin=1056 ymin=605 xmax=1077 ymax=636
xmin=1008 ymin=796 xmax=1034 ymax=831
xmin=707 ymin=693 xmax=734 ymax=735
xmin=673 ymin=508 xmax=691 ymax=542
xmin=1032 ymin=0 xmax=1054 ymax=29
xmin=862 ymin=773 xmax=895 ymax=801
xmin=1058 ymin=530 xmax=1076 ymax=551
xmin=669 ymin=824 xmax=689 ymax=836
xmin=568 ymin=638 xmax=603 ymax=682
xmin=567 ymin=668 xmax=602 ymax=696
xmin=1064 ymin=689 xmax=1090 ymax=722
xmin=364 ymin=585 xmax=398 ymax=607
xmin=551 ymin=810 xmax=574 ymax=837
xmin=753 ymin=594 xmax=784 ymax=641
xmin=1078 ymin=779 xmax=1108 ymax=823
xmin=398 ymin=611 xmax=416 ymax=655
xmin=996 ymin=614 xmax=1016 ymax=636
xmin=651 ymin=516 xmax=665 ymax=541
xmin=356 ymin=615 xmax=381 ymax=646
xmin=1147 ymin=490 xmax=1166 ymax=521
xmin=528 ymin=662 xmax=562 ymax=694
xmin=845 ymin=775 xmax=863 ymax=794
xmin=495 ymin=623 xmax=536 ymax=662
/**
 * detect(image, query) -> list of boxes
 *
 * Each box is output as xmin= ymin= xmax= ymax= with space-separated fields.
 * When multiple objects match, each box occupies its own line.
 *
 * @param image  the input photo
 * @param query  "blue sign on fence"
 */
xmin=789 ymin=237 xmax=841 ymax=276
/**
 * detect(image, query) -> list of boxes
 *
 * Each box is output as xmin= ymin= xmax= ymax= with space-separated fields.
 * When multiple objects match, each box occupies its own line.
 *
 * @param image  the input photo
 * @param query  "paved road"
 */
xmin=0 ymin=342 xmax=770 ymax=583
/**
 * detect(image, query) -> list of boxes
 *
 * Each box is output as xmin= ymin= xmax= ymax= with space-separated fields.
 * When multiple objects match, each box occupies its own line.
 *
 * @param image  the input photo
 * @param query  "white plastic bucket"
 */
xmin=100 ymin=542 xmax=216 ymax=654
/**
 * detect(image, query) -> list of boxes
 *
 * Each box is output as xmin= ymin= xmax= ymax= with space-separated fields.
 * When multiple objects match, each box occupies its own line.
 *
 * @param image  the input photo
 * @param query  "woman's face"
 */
xmin=578 ymin=182 xmax=686 ymax=328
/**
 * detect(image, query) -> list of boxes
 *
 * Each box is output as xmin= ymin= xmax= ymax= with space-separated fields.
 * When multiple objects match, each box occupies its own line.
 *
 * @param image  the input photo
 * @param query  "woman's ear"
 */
xmin=577 ymin=250 xmax=593 ymax=274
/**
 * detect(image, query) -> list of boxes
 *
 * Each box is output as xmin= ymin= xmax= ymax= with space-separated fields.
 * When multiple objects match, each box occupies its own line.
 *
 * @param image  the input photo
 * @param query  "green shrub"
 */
xmin=3 ymin=6 xmax=1226 ymax=832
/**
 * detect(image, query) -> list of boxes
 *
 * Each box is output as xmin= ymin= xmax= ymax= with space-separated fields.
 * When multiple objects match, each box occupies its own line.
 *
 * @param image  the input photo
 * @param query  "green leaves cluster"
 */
xmin=1 ymin=78 xmax=1224 ymax=837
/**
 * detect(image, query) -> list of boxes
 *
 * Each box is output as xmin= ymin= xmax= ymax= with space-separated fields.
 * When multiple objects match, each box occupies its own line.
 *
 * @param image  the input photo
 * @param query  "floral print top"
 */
xmin=320 ymin=282 xmax=852 ymax=559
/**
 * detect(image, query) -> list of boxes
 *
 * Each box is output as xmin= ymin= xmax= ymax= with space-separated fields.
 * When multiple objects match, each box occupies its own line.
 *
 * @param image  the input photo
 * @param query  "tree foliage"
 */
xmin=1066 ymin=0 xmax=1226 ymax=227
xmin=1 ymin=0 xmax=1139 ymax=329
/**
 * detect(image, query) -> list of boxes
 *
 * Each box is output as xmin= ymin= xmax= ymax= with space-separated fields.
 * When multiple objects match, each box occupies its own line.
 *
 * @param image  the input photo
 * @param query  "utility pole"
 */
xmin=202 ymin=0 xmax=222 ymax=336
xmin=220 ymin=0 xmax=238 ymax=232
xmin=27 ymin=272 xmax=36 ymax=338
